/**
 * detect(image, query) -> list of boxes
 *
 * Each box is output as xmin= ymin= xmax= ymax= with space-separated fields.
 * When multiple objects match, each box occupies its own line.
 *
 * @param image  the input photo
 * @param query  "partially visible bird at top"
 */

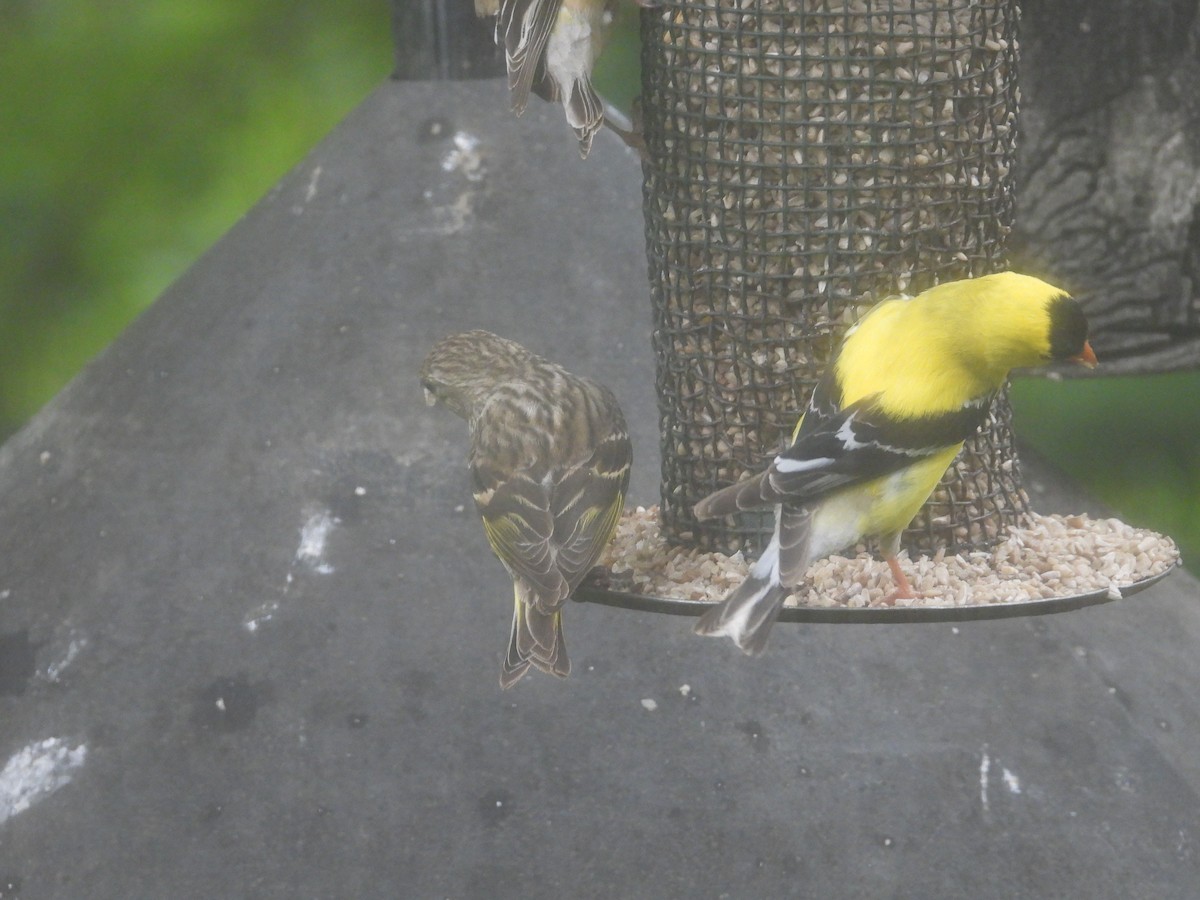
xmin=421 ymin=330 xmax=632 ymax=687
xmin=692 ymin=272 xmax=1098 ymax=656
xmin=481 ymin=0 xmax=653 ymax=158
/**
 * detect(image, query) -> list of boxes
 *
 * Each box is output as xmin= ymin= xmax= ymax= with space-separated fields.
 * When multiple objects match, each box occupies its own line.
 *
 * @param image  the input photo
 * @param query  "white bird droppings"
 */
xmin=641 ymin=698 xmax=658 ymax=711
xmin=979 ymin=747 xmax=991 ymax=812
xmin=44 ymin=637 xmax=86 ymax=682
xmin=296 ymin=511 xmax=337 ymax=575
xmin=0 ymin=738 xmax=88 ymax=826
xmin=980 ymin=746 xmax=1023 ymax=812
xmin=244 ymin=601 xmax=280 ymax=633
xmin=441 ymin=132 xmax=485 ymax=182
xmin=304 ymin=165 xmax=322 ymax=203
xmin=1002 ymin=767 xmax=1022 ymax=795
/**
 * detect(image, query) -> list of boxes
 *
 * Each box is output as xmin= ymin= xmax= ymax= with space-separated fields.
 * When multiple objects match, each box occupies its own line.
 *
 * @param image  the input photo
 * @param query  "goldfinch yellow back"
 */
xmin=834 ymin=272 xmax=1085 ymax=421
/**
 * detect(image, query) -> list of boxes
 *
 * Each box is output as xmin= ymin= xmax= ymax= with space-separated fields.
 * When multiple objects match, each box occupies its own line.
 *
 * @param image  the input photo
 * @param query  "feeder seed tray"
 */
xmin=574 ymin=507 xmax=1180 ymax=624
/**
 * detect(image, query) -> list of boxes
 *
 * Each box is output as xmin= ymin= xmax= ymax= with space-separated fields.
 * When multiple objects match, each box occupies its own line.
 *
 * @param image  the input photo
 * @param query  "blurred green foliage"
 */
xmin=1012 ymin=373 xmax=1199 ymax=573
xmin=592 ymin=4 xmax=642 ymax=121
xmin=0 ymin=0 xmax=391 ymax=437
xmin=1 ymin=3 xmax=1195 ymax=574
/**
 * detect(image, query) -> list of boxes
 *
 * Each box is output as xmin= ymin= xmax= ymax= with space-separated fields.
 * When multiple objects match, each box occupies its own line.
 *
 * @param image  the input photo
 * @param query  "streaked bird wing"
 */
xmin=473 ymin=462 xmax=571 ymax=609
xmin=548 ymin=428 xmax=631 ymax=589
xmin=472 ymin=426 xmax=630 ymax=610
xmin=498 ymin=0 xmax=562 ymax=113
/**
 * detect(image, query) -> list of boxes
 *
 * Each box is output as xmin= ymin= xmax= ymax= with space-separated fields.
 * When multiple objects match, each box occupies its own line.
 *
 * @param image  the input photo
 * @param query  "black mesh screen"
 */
xmin=640 ymin=0 xmax=1028 ymax=555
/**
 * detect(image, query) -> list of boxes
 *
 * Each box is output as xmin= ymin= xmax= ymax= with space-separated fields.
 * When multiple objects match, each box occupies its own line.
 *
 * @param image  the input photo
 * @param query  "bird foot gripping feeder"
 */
xmin=576 ymin=0 xmax=1179 ymax=622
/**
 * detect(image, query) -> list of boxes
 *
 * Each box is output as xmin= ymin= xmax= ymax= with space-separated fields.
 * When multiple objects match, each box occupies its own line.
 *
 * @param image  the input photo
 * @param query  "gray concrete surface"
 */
xmin=1 ymin=79 xmax=1198 ymax=899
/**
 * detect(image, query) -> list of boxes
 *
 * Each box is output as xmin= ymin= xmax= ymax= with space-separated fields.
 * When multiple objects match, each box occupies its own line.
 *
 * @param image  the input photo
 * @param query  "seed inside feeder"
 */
xmin=642 ymin=0 xmax=1024 ymax=555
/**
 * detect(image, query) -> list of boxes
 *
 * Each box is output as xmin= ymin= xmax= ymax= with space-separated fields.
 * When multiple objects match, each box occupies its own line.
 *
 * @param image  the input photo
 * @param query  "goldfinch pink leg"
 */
xmin=881 ymin=556 xmax=918 ymax=606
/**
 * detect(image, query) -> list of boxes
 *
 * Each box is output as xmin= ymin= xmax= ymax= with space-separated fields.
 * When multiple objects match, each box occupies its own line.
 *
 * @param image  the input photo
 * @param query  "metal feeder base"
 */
xmin=574 ymin=565 xmax=1178 ymax=625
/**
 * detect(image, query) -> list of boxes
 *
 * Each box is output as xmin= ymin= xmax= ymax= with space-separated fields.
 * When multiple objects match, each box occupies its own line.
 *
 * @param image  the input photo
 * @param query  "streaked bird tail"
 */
xmin=499 ymin=585 xmax=570 ymax=689
xmin=565 ymin=76 xmax=603 ymax=159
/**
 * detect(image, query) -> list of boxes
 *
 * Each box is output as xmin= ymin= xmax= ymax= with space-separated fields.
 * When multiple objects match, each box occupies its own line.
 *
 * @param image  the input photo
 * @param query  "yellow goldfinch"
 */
xmin=421 ymin=330 xmax=632 ymax=687
xmin=493 ymin=0 xmax=616 ymax=158
xmin=693 ymin=272 xmax=1098 ymax=655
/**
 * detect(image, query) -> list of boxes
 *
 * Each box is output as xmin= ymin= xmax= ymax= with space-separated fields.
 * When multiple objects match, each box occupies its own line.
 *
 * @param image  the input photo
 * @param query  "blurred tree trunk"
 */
xmin=1014 ymin=0 xmax=1200 ymax=373
xmin=383 ymin=0 xmax=1200 ymax=370
xmin=391 ymin=0 xmax=503 ymax=80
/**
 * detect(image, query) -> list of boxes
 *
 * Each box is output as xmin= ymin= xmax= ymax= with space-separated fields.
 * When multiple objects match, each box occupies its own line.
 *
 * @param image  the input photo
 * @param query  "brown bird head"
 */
xmin=420 ymin=330 xmax=536 ymax=420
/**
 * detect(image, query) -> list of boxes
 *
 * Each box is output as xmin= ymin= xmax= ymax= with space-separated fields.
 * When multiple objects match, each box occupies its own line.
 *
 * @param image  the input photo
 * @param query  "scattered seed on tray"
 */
xmin=598 ymin=506 xmax=1179 ymax=608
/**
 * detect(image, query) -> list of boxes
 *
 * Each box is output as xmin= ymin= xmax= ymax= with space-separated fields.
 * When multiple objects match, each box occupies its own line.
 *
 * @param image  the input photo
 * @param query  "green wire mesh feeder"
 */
xmin=575 ymin=0 xmax=1178 ymax=621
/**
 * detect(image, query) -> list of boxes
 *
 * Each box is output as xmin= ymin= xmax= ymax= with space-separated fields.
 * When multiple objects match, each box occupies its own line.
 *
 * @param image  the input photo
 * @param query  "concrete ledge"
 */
xmin=1 ymin=79 xmax=1198 ymax=899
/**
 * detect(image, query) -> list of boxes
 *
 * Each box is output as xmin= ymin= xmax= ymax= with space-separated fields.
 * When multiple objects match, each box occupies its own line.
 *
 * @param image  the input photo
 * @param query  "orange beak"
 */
xmin=1070 ymin=340 xmax=1098 ymax=369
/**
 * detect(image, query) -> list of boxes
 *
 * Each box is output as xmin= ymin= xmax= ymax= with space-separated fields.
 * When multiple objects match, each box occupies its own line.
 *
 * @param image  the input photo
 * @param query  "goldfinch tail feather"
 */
xmin=694 ymin=506 xmax=813 ymax=655
xmin=693 ymin=471 xmax=775 ymax=520
xmin=693 ymin=574 xmax=788 ymax=656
